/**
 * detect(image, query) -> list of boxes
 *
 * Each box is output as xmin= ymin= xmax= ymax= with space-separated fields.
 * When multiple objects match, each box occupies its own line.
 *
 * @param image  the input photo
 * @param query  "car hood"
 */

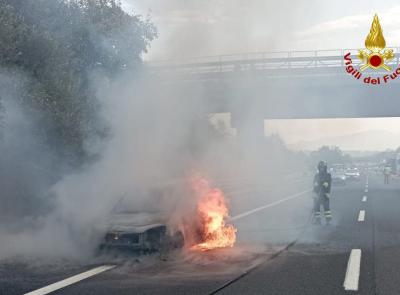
xmin=108 ymin=212 xmax=168 ymax=233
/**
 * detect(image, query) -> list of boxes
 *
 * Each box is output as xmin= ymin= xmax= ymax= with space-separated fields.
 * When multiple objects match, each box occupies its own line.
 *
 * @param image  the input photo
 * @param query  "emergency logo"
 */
xmin=344 ymin=14 xmax=400 ymax=85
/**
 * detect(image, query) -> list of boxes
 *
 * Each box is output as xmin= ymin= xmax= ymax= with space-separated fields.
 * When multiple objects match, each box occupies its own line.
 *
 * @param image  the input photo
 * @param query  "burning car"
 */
xmin=100 ymin=189 xmax=184 ymax=253
xmin=100 ymin=176 xmax=237 ymax=253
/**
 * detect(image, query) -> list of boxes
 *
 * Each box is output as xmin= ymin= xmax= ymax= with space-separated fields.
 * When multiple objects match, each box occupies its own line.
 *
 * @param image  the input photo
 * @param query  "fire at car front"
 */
xmin=189 ymin=176 xmax=237 ymax=252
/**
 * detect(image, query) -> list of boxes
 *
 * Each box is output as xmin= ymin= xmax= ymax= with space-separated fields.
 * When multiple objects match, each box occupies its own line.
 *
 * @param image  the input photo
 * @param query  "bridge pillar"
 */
xmin=231 ymin=112 xmax=265 ymax=141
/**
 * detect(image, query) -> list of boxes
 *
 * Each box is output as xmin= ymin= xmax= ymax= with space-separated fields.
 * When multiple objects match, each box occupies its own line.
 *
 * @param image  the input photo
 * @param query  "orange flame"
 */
xmin=190 ymin=177 xmax=237 ymax=251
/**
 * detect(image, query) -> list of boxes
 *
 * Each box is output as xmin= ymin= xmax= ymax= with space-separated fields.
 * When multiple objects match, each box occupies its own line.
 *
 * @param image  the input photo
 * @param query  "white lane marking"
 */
xmin=365 ymin=189 xmax=368 ymax=193
xmin=343 ymin=249 xmax=362 ymax=291
xmin=358 ymin=210 xmax=365 ymax=222
xmin=24 ymin=265 xmax=116 ymax=295
xmin=230 ymin=189 xmax=311 ymax=221
xmin=362 ymin=196 xmax=367 ymax=202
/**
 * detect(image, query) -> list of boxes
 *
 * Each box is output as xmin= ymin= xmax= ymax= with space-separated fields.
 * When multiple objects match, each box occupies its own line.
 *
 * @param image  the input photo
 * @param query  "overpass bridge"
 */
xmin=147 ymin=48 xmax=400 ymax=136
xmin=149 ymin=48 xmax=400 ymax=80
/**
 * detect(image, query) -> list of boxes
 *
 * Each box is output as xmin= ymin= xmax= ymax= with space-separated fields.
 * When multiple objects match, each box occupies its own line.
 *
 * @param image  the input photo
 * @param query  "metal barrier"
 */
xmin=147 ymin=48 xmax=400 ymax=76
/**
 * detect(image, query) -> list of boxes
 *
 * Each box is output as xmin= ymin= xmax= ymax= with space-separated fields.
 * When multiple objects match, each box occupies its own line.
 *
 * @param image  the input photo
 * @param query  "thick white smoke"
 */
xmin=0 ymin=1 xmax=319 ymax=262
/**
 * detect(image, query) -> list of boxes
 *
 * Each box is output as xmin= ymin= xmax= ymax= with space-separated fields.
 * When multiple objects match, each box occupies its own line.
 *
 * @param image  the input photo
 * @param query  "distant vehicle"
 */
xmin=332 ymin=171 xmax=346 ymax=186
xmin=345 ymin=168 xmax=361 ymax=181
xmin=386 ymin=153 xmax=400 ymax=176
xmin=330 ymin=164 xmax=346 ymax=186
xmin=332 ymin=163 xmax=345 ymax=171
xmin=100 ymin=188 xmax=184 ymax=253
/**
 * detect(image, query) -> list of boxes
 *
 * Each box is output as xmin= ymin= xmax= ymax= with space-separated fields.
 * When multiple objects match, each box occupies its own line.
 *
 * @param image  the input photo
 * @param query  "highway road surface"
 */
xmin=2 ymin=173 xmax=400 ymax=295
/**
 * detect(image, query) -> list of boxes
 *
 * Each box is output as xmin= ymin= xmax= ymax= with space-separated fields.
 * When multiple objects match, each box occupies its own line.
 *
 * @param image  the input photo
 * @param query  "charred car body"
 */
xmin=100 ymin=187 xmax=184 ymax=253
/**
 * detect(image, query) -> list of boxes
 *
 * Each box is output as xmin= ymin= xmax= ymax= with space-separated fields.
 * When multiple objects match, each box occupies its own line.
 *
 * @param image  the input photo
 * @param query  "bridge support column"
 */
xmin=231 ymin=112 xmax=265 ymax=141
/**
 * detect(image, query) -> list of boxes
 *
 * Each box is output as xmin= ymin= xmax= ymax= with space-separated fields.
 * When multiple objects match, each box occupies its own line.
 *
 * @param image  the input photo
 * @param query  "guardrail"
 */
xmin=147 ymin=48 xmax=400 ymax=76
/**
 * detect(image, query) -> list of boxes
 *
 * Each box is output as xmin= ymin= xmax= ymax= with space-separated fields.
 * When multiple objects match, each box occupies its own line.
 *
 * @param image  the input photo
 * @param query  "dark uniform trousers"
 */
xmin=314 ymin=193 xmax=332 ymax=221
xmin=313 ymin=172 xmax=332 ymax=222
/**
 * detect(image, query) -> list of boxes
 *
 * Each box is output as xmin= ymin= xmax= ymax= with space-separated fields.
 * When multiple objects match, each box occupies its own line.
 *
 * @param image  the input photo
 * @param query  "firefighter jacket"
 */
xmin=313 ymin=171 xmax=332 ymax=197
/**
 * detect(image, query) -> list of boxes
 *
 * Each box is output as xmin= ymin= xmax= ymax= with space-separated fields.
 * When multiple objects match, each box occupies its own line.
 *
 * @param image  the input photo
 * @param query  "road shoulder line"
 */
xmin=343 ymin=249 xmax=362 ymax=291
xmin=230 ymin=189 xmax=311 ymax=221
xmin=358 ymin=210 xmax=366 ymax=222
xmin=24 ymin=265 xmax=116 ymax=295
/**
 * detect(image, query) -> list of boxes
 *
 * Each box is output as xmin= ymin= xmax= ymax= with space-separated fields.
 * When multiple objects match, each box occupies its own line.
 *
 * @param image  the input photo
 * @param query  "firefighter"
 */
xmin=384 ymin=165 xmax=391 ymax=184
xmin=313 ymin=161 xmax=332 ymax=225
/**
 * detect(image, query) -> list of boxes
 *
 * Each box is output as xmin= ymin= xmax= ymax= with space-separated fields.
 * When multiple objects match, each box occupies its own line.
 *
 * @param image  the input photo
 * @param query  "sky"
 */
xmin=121 ymin=1 xmax=400 ymax=151
xmin=122 ymin=0 xmax=400 ymax=60
xmin=265 ymin=118 xmax=400 ymax=151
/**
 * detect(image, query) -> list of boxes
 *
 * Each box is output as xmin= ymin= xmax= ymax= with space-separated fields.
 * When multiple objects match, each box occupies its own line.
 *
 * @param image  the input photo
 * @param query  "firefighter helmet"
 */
xmin=317 ymin=161 xmax=328 ymax=173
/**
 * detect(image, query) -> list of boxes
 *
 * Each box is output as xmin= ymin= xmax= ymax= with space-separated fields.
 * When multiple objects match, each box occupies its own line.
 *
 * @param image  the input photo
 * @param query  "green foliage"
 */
xmin=0 ymin=0 xmax=157 ymax=162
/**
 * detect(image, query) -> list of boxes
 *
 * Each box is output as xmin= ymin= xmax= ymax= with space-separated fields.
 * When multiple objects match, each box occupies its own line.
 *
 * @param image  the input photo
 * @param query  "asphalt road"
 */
xmin=2 ymin=173 xmax=400 ymax=295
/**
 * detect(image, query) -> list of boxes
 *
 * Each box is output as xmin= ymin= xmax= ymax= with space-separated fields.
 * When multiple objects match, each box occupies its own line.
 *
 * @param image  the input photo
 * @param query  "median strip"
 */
xmin=343 ymin=249 xmax=362 ymax=291
xmin=24 ymin=265 xmax=116 ymax=295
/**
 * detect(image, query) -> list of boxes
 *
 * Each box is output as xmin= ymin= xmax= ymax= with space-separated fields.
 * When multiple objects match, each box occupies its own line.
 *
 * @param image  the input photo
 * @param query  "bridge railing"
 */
xmin=148 ymin=48 xmax=400 ymax=76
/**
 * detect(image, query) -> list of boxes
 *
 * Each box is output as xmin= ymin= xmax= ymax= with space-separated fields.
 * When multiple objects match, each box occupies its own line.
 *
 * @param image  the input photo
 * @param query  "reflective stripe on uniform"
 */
xmin=325 ymin=211 xmax=332 ymax=217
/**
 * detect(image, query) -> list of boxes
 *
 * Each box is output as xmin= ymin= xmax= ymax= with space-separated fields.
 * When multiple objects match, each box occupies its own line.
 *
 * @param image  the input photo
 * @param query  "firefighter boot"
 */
xmin=325 ymin=210 xmax=332 ymax=225
xmin=313 ymin=212 xmax=322 ymax=225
